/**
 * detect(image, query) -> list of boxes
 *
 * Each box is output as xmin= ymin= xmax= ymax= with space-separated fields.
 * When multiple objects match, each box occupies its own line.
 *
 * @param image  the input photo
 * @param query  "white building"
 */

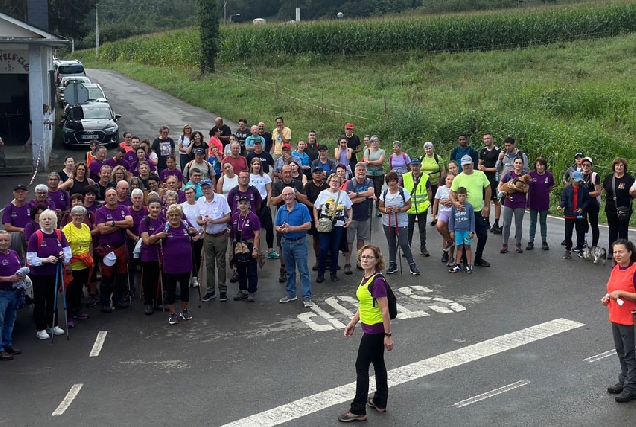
xmin=0 ymin=11 xmax=68 ymax=170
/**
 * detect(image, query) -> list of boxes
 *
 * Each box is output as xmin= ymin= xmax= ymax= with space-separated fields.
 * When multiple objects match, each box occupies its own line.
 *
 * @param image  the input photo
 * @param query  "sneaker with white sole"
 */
xmin=279 ymin=295 xmax=298 ymax=303
xmin=190 ymin=277 xmax=199 ymax=288
xmin=266 ymin=249 xmax=280 ymax=259
xmin=180 ymin=309 xmax=192 ymax=320
xmin=303 ymin=299 xmax=314 ymax=308
xmin=168 ymin=312 xmax=179 ymax=325
xmin=36 ymin=330 xmax=50 ymax=340
xmin=48 ymin=326 xmax=64 ymax=336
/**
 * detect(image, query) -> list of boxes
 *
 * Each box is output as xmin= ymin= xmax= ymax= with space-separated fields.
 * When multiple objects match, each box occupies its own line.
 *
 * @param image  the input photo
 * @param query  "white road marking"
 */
xmin=395 ymin=302 xmax=430 ymax=319
xmin=584 ymin=349 xmax=615 ymax=363
xmin=453 ymin=380 xmax=531 ymax=408
xmin=219 ymin=318 xmax=584 ymax=427
xmin=89 ymin=331 xmax=108 ymax=357
xmin=324 ymin=297 xmax=355 ymax=318
xmin=52 ymin=383 xmax=83 ymax=416
xmin=309 ymin=305 xmax=347 ymax=329
xmin=297 ymin=312 xmax=333 ymax=332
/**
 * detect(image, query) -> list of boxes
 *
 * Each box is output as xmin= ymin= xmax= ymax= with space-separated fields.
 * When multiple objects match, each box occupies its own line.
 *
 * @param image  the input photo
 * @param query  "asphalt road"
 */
xmin=0 ymin=70 xmax=632 ymax=426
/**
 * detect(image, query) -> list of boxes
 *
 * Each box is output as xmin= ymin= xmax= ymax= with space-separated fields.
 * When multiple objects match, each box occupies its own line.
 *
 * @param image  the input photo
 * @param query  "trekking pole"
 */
xmin=197 ymin=232 xmax=206 ymax=308
xmin=51 ymin=262 xmax=60 ymax=343
xmin=158 ymin=226 xmax=167 ymax=312
xmin=60 ymin=264 xmax=69 ymax=341
xmin=395 ymin=211 xmax=403 ymax=275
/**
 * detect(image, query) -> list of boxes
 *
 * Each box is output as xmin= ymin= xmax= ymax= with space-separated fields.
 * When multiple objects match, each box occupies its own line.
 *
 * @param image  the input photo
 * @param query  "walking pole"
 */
xmin=395 ymin=210 xmax=403 ymax=275
xmin=60 ymin=264 xmax=69 ymax=341
xmin=51 ymin=263 xmax=60 ymax=343
xmin=197 ymin=232 xmax=206 ymax=308
xmin=158 ymin=230 xmax=166 ymax=312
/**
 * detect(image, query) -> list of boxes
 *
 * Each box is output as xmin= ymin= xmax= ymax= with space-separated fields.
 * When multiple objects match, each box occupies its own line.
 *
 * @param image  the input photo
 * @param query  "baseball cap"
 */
xmin=423 ymin=142 xmax=433 ymax=149
xmin=571 ymin=171 xmax=584 ymax=182
xmin=200 ymin=179 xmax=213 ymax=187
xmin=582 ymin=156 xmax=593 ymax=164
xmin=460 ymin=155 xmax=473 ymax=166
xmin=345 ymin=123 xmax=354 ymax=130
xmin=411 ymin=158 xmax=422 ymax=166
xmin=193 ymin=148 xmax=205 ymax=155
xmin=13 ymin=184 xmax=27 ymax=191
xmin=575 ymin=152 xmax=584 ymax=158
xmin=392 ymin=141 xmax=402 ymax=148
xmin=318 ymin=145 xmax=328 ymax=151
xmin=238 ymin=195 xmax=249 ymax=202
xmin=282 ymin=143 xmax=292 ymax=150
xmin=312 ymin=166 xmax=323 ymax=173
xmin=103 ymin=251 xmax=117 ymax=267
xmin=254 ymin=139 xmax=262 ymax=144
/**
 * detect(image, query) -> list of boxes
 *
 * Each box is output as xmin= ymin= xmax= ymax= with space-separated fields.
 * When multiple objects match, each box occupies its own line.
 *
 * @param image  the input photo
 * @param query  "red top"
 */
xmin=607 ymin=262 xmax=636 ymax=325
xmin=222 ymin=155 xmax=249 ymax=175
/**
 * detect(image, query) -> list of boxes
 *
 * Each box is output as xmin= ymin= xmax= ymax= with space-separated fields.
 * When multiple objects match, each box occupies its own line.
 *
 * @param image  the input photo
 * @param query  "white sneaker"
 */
xmin=36 ymin=330 xmax=50 ymax=340
xmin=190 ymin=277 xmax=199 ymax=288
xmin=48 ymin=326 xmax=64 ymax=336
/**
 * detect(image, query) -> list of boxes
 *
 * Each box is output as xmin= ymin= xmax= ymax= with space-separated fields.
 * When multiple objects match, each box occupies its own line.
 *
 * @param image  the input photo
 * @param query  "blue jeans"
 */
xmin=281 ymin=236 xmax=312 ymax=300
xmin=318 ymin=227 xmax=345 ymax=275
xmin=0 ymin=289 xmax=18 ymax=351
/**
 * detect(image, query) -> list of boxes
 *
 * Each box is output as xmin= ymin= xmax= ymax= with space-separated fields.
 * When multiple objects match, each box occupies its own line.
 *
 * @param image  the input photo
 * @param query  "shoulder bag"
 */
xmin=612 ymin=175 xmax=631 ymax=221
xmin=317 ymin=191 xmax=341 ymax=233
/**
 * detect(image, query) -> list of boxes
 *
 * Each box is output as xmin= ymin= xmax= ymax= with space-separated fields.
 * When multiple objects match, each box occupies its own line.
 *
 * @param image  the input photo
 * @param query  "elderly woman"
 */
xmin=388 ymin=141 xmax=411 ymax=178
xmin=0 ymin=230 xmax=25 ymax=359
xmin=181 ymin=185 xmax=204 ymax=288
xmin=601 ymin=239 xmax=636 ymax=403
xmin=420 ymin=142 xmax=445 ymax=205
xmin=62 ymin=206 xmax=92 ymax=328
xmin=339 ymin=244 xmax=393 ymax=422
xmin=26 ymin=209 xmax=71 ymax=340
xmin=24 ymin=203 xmax=46 ymax=243
xmin=605 ymin=158 xmax=635 ymax=254
xmin=379 ymin=171 xmax=420 ymax=275
xmin=363 ymin=135 xmax=386 ymax=218
xmin=46 ymin=172 xmax=70 ymax=217
xmin=126 ymin=188 xmax=147 ymax=295
xmin=60 ymin=162 xmax=95 ymax=195
xmin=230 ymin=196 xmax=261 ymax=302
xmin=153 ymin=204 xmax=199 ymax=325
xmin=313 ymin=173 xmax=353 ymax=283
xmin=60 ymin=194 xmax=96 ymax=228
xmin=29 ymin=184 xmax=54 ymax=211
xmin=139 ymin=198 xmax=164 ymax=315
xmin=216 ymin=162 xmax=238 ymax=196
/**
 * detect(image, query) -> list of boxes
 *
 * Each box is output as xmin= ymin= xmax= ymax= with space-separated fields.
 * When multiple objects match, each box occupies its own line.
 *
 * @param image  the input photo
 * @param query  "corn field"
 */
xmin=96 ymin=1 xmax=636 ymax=65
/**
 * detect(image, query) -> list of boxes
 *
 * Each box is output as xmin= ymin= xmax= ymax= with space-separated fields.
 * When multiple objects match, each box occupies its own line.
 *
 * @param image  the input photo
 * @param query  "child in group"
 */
xmin=208 ymin=146 xmax=222 ymax=183
xmin=432 ymin=173 xmax=456 ymax=266
xmin=448 ymin=186 xmax=475 ymax=273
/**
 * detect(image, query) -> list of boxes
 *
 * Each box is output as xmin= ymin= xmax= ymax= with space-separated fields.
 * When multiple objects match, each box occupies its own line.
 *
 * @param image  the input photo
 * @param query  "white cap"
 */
xmin=103 ymin=251 xmax=116 ymax=267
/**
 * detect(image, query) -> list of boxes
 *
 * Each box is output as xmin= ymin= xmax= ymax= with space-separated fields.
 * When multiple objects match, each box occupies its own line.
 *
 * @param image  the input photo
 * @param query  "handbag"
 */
xmin=612 ymin=175 xmax=631 ymax=222
xmin=317 ymin=191 xmax=341 ymax=233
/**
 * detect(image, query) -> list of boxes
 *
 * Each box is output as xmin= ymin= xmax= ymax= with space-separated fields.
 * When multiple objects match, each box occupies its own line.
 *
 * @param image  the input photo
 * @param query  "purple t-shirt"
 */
xmin=27 ymin=230 xmax=69 ymax=276
xmin=500 ymin=171 xmax=528 ymax=209
xmin=527 ymin=171 xmax=555 ymax=211
xmin=153 ymin=222 xmax=192 ymax=274
xmin=23 ymin=220 xmax=40 ymax=242
xmin=89 ymin=159 xmax=105 ymax=182
xmin=117 ymin=198 xmax=132 ymax=208
xmin=95 ymin=205 xmax=129 ymax=247
xmin=85 ymin=203 xmax=98 ymax=216
xmin=2 ymin=203 xmax=30 ymax=228
xmin=0 ymin=249 xmax=22 ymax=290
xmin=104 ymin=158 xmax=131 ymax=172
xmin=128 ymin=206 xmax=148 ymax=238
xmin=229 ymin=212 xmax=261 ymax=241
xmin=227 ymin=187 xmax=262 ymax=213
xmin=48 ymin=189 xmax=70 ymax=212
xmin=28 ymin=198 xmax=55 ymax=211
xmin=139 ymin=216 xmax=163 ymax=262
xmin=130 ymin=160 xmax=156 ymax=177
xmin=361 ymin=275 xmax=388 ymax=335
xmin=160 ymin=168 xmax=184 ymax=184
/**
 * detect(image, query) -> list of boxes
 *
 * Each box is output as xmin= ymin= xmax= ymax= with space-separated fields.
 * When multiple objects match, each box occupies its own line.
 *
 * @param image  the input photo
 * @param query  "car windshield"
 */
xmin=58 ymin=64 xmax=84 ymax=74
xmin=81 ymin=108 xmax=111 ymax=120
xmin=63 ymin=78 xmax=89 ymax=87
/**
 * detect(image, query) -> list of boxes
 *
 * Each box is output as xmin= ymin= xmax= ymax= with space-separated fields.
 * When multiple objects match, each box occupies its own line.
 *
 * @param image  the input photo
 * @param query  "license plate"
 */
xmin=81 ymin=134 xmax=100 ymax=140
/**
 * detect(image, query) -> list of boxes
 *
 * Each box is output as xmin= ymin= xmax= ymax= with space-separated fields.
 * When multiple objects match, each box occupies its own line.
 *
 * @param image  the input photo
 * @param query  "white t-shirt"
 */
xmin=179 ymin=136 xmax=191 ymax=150
xmin=250 ymin=173 xmax=272 ymax=200
xmin=434 ymin=185 xmax=452 ymax=213
xmin=180 ymin=201 xmax=201 ymax=232
xmin=222 ymin=175 xmax=238 ymax=196
xmin=380 ymin=187 xmax=411 ymax=227
xmin=314 ymin=189 xmax=353 ymax=227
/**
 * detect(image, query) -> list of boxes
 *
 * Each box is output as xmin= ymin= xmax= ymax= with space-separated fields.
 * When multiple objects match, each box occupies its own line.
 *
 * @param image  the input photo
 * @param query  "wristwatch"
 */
xmin=111 ymin=220 xmax=116 ymax=227
xmin=384 ymin=333 xmax=392 ymax=337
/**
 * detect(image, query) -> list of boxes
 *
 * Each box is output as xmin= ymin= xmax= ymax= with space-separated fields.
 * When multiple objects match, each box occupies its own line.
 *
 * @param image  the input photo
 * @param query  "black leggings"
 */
xmin=141 ymin=261 xmax=160 ymax=305
xmin=607 ymin=210 xmax=630 ymax=251
xmin=68 ymin=268 xmax=90 ymax=312
xmin=258 ymin=205 xmax=275 ymax=249
xmin=163 ymin=272 xmax=190 ymax=305
xmin=368 ymin=175 xmax=384 ymax=209
xmin=191 ymin=239 xmax=203 ymax=278
xmin=32 ymin=274 xmax=58 ymax=331
xmin=588 ymin=202 xmax=600 ymax=247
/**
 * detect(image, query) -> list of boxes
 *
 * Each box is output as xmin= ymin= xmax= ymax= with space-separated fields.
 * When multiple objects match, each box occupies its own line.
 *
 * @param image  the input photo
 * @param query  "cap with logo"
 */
xmin=345 ymin=123 xmax=354 ymax=130
xmin=13 ymin=184 xmax=28 ymax=191
xmin=193 ymin=148 xmax=205 ymax=155
xmin=460 ymin=155 xmax=473 ymax=166
xmin=571 ymin=171 xmax=584 ymax=182
xmin=575 ymin=152 xmax=584 ymax=158
xmin=200 ymin=179 xmax=213 ymax=187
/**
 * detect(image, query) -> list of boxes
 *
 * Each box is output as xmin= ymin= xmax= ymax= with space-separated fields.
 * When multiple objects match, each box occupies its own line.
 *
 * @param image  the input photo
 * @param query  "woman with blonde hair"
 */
xmin=110 ymin=165 xmax=130 ymax=186
xmin=178 ymin=124 xmax=194 ymax=173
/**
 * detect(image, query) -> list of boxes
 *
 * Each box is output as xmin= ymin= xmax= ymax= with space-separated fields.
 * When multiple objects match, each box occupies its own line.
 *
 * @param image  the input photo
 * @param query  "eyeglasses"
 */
xmin=282 ymin=193 xmax=295 ymax=197
xmin=360 ymin=255 xmax=376 ymax=259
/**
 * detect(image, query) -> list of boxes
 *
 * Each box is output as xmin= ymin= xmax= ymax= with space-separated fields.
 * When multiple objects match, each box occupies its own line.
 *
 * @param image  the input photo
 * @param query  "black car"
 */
xmin=62 ymin=103 xmax=120 ymax=148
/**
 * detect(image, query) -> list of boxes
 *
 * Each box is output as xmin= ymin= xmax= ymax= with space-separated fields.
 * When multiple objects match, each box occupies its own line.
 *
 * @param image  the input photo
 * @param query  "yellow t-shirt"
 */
xmin=62 ymin=223 xmax=92 ymax=270
xmin=272 ymin=127 xmax=291 ymax=155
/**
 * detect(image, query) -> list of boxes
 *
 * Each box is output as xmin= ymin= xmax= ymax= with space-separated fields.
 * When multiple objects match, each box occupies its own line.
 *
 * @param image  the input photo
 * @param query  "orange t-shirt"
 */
xmin=119 ymin=142 xmax=134 ymax=153
xmin=607 ymin=263 xmax=636 ymax=325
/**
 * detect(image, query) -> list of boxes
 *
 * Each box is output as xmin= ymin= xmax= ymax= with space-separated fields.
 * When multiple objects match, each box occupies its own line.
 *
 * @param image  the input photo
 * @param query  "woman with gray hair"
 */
xmin=30 ymin=184 xmax=54 ymax=211
xmin=26 ymin=209 xmax=71 ymax=340
xmin=388 ymin=141 xmax=411 ymax=178
xmin=363 ymin=135 xmax=386 ymax=217
xmin=62 ymin=206 xmax=92 ymax=327
xmin=126 ymin=188 xmax=147 ymax=296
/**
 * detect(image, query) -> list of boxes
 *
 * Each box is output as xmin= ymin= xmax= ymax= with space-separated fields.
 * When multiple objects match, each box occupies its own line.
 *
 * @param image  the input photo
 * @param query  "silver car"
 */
xmin=57 ymin=76 xmax=91 ymax=107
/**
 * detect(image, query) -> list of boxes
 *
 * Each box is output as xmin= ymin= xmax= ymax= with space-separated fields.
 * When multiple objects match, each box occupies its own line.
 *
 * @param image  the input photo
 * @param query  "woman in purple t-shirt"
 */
xmin=527 ymin=157 xmax=555 ymax=251
xmin=153 ymin=204 xmax=199 ymax=325
xmin=0 ymin=231 xmax=24 ymax=359
xmin=139 ymin=198 xmax=164 ymax=315
xmin=26 ymin=209 xmax=71 ymax=340
xmin=498 ymin=157 xmax=529 ymax=254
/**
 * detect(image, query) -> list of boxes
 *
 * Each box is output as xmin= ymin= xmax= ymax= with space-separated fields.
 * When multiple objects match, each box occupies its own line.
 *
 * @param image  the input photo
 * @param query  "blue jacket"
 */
xmin=559 ymin=184 xmax=590 ymax=217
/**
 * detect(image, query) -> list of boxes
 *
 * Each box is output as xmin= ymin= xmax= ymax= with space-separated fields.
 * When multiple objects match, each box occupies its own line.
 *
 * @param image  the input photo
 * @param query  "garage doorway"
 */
xmin=0 ymin=73 xmax=29 ymax=145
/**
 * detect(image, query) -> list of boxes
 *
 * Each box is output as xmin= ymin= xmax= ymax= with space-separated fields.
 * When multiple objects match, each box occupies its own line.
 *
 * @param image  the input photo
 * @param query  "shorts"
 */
xmin=454 ymin=231 xmax=472 ymax=247
xmin=347 ymin=219 xmax=371 ymax=243
xmin=437 ymin=211 xmax=450 ymax=224
xmin=488 ymin=178 xmax=499 ymax=201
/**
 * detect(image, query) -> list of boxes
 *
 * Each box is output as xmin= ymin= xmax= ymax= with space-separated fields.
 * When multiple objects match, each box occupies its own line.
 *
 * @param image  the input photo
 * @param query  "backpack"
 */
xmin=35 ymin=229 xmax=62 ymax=247
xmin=389 ymin=152 xmax=407 ymax=171
xmin=186 ymin=159 xmax=212 ymax=178
xmin=367 ymin=273 xmax=397 ymax=320
xmin=382 ymin=188 xmax=406 ymax=205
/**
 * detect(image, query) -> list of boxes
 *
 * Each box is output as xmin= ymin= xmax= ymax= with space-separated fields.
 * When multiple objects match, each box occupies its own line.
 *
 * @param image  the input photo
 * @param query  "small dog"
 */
xmin=581 ymin=246 xmax=607 ymax=265
xmin=498 ymin=174 xmax=531 ymax=201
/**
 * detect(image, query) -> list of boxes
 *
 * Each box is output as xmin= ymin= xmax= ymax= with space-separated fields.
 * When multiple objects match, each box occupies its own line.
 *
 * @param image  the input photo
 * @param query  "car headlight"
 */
xmin=103 ymin=125 xmax=118 ymax=133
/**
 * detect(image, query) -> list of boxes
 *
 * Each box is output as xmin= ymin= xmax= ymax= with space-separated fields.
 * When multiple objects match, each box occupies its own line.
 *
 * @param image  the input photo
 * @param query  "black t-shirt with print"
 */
xmin=480 ymin=146 xmax=500 ymax=181
xmin=603 ymin=173 xmax=635 ymax=213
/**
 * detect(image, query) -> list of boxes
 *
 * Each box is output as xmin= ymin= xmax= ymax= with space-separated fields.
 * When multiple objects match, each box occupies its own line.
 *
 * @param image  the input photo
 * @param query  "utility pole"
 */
xmin=95 ymin=2 xmax=100 ymax=57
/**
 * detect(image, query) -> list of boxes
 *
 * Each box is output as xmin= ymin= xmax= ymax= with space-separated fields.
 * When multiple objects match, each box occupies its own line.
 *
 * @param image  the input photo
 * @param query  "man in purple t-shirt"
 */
xmin=104 ymin=147 xmax=131 ymax=172
xmin=47 ymin=172 xmax=70 ymax=215
xmin=3 ymin=184 xmax=30 ymax=233
xmin=227 ymin=170 xmax=262 ymax=213
xmin=89 ymin=146 xmax=108 ymax=182
xmin=96 ymin=188 xmax=133 ymax=313
xmin=124 ymin=136 xmax=142 ymax=165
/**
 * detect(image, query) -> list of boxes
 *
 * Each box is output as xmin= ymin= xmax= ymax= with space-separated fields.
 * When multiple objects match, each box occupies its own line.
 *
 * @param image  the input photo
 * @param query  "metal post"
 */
xmin=95 ymin=2 xmax=99 ymax=57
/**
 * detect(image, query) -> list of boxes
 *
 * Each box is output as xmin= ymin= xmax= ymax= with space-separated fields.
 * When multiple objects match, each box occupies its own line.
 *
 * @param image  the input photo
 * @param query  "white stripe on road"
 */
xmin=89 ymin=331 xmax=108 ymax=357
xmin=220 ymin=318 xmax=584 ymax=427
xmin=453 ymin=380 xmax=531 ymax=408
xmin=52 ymin=383 xmax=83 ymax=416
xmin=584 ymin=349 xmax=615 ymax=363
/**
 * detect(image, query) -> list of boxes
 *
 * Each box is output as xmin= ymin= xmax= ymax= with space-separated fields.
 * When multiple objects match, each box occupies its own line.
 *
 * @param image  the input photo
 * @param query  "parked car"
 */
xmin=62 ymin=103 xmax=120 ymax=148
xmin=63 ymin=82 xmax=107 ymax=106
xmin=57 ymin=76 xmax=91 ymax=107
xmin=54 ymin=59 xmax=85 ymax=85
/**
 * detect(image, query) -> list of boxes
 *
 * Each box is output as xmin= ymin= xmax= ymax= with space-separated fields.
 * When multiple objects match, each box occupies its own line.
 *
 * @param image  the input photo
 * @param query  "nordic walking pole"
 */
xmin=61 ymin=263 xmax=69 ymax=341
xmin=51 ymin=262 xmax=60 ymax=343
xmin=395 ymin=211 xmax=403 ymax=275
xmin=197 ymin=232 xmax=206 ymax=308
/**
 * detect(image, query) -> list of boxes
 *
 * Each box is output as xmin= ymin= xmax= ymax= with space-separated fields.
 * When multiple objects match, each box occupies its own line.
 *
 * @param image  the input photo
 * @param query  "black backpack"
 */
xmin=367 ymin=273 xmax=397 ymax=320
